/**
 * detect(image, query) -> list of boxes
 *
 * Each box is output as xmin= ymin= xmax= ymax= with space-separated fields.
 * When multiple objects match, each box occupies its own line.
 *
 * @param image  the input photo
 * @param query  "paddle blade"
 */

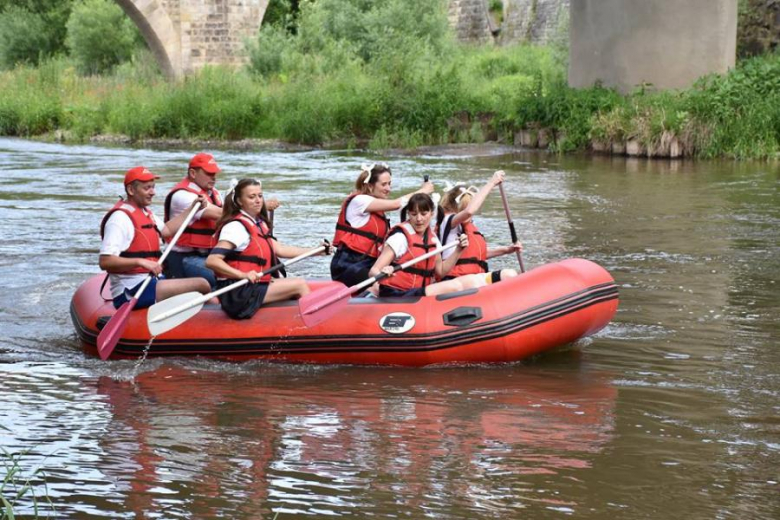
xmin=147 ymin=291 xmax=205 ymax=337
xmin=97 ymin=298 xmax=137 ymax=360
xmin=298 ymin=282 xmax=352 ymax=328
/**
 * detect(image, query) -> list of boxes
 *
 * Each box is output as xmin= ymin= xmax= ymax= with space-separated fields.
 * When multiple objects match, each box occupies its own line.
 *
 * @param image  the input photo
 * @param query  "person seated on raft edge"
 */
xmin=99 ymin=166 xmax=211 ymax=310
xmin=368 ymin=193 xmax=499 ymax=298
xmin=436 ymin=170 xmax=522 ymax=284
xmin=330 ymin=162 xmax=434 ymax=288
xmin=163 ymin=152 xmax=281 ymax=290
xmin=205 ymin=179 xmax=333 ymax=320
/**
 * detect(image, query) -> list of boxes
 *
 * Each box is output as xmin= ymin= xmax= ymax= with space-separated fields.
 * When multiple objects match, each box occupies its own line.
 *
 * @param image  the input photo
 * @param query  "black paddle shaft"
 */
xmin=508 ymin=221 xmax=519 ymax=243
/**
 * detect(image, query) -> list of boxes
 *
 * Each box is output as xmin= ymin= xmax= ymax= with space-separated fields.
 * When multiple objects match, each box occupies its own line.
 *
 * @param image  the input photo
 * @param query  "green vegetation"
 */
xmin=1 ymin=426 xmax=56 ymax=519
xmin=0 ymin=0 xmax=777 ymax=159
xmin=66 ymin=0 xmax=143 ymax=74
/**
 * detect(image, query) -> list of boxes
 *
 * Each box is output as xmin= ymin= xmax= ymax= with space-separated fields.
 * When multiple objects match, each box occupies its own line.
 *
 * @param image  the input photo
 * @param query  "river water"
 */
xmin=0 ymin=137 xmax=777 ymax=519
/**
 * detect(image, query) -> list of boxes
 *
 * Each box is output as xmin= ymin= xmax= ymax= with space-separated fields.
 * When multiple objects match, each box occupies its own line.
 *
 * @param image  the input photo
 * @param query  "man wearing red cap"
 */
xmin=99 ymin=166 xmax=211 ymax=309
xmin=164 ymin=153 xmax=281 ymax=288
xmin=164 ymin=153 xmax=224 ymax=288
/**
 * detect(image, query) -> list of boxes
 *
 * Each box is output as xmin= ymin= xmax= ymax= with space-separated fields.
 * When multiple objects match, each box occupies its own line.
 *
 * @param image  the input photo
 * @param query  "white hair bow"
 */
xmin=454 ymin=185 xmax=479 ymax=205
xmin=224 ymin=178 xmax=240 ymax=203
xmin=360 ymin=164 xmax=374 ymax=184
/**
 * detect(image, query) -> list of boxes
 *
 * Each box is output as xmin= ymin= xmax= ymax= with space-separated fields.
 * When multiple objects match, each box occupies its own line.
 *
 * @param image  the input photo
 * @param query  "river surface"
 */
xmin=0 ymin=137 xmax=777 ymax=519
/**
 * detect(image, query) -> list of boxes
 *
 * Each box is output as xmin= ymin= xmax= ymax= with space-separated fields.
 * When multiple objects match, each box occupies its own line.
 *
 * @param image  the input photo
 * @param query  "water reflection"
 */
xmin=91 ymin=365 xmax=616 ymax=517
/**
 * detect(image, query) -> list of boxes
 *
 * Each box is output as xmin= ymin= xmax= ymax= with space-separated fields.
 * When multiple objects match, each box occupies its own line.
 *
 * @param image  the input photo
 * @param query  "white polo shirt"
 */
xmin=100 ymin=203 xmax=164 ymax=298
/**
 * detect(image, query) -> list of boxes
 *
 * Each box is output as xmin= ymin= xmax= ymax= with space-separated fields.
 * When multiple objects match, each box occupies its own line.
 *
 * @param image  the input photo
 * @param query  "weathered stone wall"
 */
xmin=449 ymin=0 xmax=569 ymax=45
xmin=569 ymin=0 xmax=738 ymax=93
xmin=448 ymin=0 xmax=494 ymax=43
xmin=499 ymin=0 xmax=569 ymax=45
xmin=738 ymin=0 xmax=780 ymax=57
xmin=116 ymin=0 xmax=269 ymax=78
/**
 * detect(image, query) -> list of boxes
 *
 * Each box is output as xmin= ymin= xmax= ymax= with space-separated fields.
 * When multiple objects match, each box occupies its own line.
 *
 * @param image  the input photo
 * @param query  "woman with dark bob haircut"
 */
xmin=368 ymin=193 xmax=496 ymax=298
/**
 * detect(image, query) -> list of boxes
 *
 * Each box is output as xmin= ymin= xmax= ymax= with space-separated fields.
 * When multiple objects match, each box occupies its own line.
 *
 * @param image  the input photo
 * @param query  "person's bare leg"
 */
xmin=156 ymin=278 xmax=210 ymax=301
xmin=263 ymin=278 xmax=310 ymax=304
xmin=424 ymin=278 xmax=464 ymax=297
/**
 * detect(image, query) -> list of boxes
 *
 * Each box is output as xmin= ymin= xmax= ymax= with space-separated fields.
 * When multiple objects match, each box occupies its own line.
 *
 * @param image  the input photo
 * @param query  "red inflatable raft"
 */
xmin=70 ymin=258 xmax=618 ymax=366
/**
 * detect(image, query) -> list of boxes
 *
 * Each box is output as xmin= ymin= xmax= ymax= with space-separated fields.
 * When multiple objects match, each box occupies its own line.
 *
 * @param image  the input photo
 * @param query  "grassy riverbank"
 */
xmin=1 ymin=45 xmax=778 ymax=159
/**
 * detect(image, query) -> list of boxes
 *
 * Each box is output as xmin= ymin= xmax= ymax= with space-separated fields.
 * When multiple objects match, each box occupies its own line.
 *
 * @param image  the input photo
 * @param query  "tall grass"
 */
xmin=0 ymin=14 xmax=777 ymax=159
xmin=1 ymin=426 xmax=56 ymax=519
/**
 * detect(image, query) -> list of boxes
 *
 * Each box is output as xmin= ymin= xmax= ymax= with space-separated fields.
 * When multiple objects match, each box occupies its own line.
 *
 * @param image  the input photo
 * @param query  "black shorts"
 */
xmin=216 ymin=279 xmax=270 ymax=320
xmin=330 ymin=247 xmax=377 ymax=287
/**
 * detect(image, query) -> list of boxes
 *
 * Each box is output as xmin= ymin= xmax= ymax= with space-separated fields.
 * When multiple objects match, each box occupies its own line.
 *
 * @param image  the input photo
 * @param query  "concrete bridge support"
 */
xmin=115 ymin=0 xmax=269 ymax=79
xmin=569 ymin=0 xmax=738 ymax=93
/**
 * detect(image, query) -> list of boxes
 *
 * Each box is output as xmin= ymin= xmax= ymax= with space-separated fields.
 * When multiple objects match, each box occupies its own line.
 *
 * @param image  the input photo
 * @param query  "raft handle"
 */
xmin=96 ymin=316 xmax=111 ymax=331
xmin=443 ymin=306 xmax=483 ymax=327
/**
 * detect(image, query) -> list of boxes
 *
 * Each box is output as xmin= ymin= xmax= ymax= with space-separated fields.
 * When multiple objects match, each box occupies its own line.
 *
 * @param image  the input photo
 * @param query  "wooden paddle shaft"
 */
xmin=498 ymin=183 xmax=525 ymax=273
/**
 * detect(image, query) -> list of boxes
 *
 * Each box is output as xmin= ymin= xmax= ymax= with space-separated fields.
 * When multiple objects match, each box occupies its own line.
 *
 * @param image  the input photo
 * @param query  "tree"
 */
xmin=65 ymin=0 xmax=140 ymax=74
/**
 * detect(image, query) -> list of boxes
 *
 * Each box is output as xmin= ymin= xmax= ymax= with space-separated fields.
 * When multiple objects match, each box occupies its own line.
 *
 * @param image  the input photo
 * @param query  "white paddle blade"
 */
xmin=147 ymin=292 xmax=206 ymax=337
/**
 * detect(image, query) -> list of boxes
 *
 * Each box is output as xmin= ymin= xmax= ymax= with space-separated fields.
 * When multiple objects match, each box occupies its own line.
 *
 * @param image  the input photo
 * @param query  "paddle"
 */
xmin=299 ymin=241 xmax=459 ymax=328
xmin=497 ymin=182 xmax=525 ymax=273
xmin=97 ymin=203 xmax=201 ymax=360
xmin=147 ymin=245 xmax=326 ymax=336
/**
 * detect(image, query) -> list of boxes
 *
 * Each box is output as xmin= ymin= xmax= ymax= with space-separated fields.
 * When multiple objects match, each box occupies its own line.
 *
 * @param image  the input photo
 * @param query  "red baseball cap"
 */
xmin=189 ymin=153 xmax=221 ymax=174
xmin=124 ymin=166 xmax=160 ymax=185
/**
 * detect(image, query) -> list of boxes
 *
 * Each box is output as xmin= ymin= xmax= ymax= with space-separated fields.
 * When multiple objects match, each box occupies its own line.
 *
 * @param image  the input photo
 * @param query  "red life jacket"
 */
xmin=100 ymin=200 xmax=162 ymax=274
xmin=333 ymin=194 xmax=390 ymax=258
xmin=219 ymin=215 xmax=277 ymax=283
xmin=163 ymin=179 xmax=223 ymax=249
xmin=380 ymin=224 xmax=437 ymax=292
xmin=437 ymin=215 xmax=488 ymax=277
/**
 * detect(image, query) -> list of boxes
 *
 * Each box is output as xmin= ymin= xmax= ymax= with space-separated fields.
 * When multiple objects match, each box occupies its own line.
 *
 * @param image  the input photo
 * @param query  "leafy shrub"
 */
xmin=66 ymin=0 xmax=141 ymax=75
xmin=0 ymin=6 xmax=52 ymax=68
xmin=248 ymin=24 xmax=292 ymax=77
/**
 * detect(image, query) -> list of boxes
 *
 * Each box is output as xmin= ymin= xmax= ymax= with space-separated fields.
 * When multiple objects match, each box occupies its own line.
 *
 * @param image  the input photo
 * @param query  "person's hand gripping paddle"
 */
xmin=97 ymin=203 xmax=201 ymax=360
xmin=497 ymin=178 xmax=525 ymax=273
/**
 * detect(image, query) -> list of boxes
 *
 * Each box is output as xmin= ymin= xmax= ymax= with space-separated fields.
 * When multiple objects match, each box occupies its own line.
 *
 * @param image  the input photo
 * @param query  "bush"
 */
xmin=0 ymin=6 xmax=53 ymax=68
xmin=66 ymin=0 xmax=141 ymax=75
xmin=248 ymin=25 xmax=291 ymax=77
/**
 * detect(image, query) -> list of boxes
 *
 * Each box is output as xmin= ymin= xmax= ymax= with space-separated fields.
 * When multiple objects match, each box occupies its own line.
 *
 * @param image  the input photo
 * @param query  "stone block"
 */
xmin=625 ymin=139 xmax=645 ymax=156
xmin=611 ymin=141 xmax=626 ymax=154
xmin=537 ymin=128 xmax=551 ymax=148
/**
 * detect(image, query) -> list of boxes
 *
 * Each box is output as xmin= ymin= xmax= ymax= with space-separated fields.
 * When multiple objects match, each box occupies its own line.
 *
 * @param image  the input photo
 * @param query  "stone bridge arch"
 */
xmin=114 ymin=0 xmax=270 ymax=79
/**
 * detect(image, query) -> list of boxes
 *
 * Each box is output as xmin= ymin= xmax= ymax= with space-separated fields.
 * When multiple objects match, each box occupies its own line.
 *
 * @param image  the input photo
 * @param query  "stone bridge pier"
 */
xmin=115 ymin=0 xmax=269 ymax=79
xmin=569 ymin=0 xmax=738 ymax=93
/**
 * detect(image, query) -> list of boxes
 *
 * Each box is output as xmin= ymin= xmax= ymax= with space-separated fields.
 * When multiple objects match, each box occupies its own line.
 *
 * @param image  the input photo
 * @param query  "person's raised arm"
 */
xmin=365 ymin=180 xmax=435 ymax=213
xmin=450 ymin=170 xmax=505 ymax=227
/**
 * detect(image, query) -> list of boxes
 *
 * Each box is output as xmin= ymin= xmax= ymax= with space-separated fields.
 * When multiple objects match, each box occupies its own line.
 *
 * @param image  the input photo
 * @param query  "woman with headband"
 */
xmin=330 ymin=162 xmax=433 ymax=287
xmin=436 ymin=170 xmax=522 ymax=285
xmin=206 ymin=179 xmax=332 ymax=319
